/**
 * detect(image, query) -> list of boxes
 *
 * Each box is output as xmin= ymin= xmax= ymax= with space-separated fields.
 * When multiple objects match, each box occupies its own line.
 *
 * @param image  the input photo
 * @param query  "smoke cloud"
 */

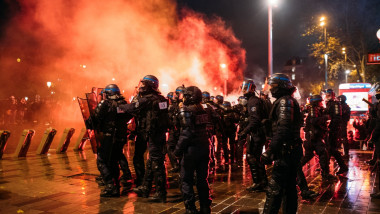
xmin=0 ymin=0 xmax=246 ymax=123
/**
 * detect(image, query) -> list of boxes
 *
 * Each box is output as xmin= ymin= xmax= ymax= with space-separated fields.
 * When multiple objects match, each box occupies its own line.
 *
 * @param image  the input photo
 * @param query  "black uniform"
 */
xmin=92 ymin=96 xmax=132 ymax=196
xmin=214 ymin=104 xmax=228 ymax=165
xmin=239 ymin=92 xmax=268 ymax=191
xmin=297 ymin=101 xmax=336 ymax=197
xmin=167 ymin=99 xmax=181 ymax=172
xmin=120 ymin=92 xmax=169 ymax=199
xmin=261 ymin=73 xmax=303 ymax=214
xmin=174 ymin=100 xmax=213 ymax=214
xmin=325 ymin=99 xmax=348 ymax=173
xmin=370 ymin=94 xmax=380 ymax=198
xmin=235 ymin=102 xmax=249 ymax=166
xmin=340 ymin=101 xmax=351 ymax=156
xmin=221 ymin=103 xmax=239 ymax=164
xmin=263 ymin=95 xmax=303 ymax=214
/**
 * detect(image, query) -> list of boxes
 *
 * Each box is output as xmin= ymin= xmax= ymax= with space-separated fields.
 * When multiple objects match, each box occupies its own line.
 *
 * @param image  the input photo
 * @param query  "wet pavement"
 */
xmin=0 ymin=140 xmax=380 ymax=213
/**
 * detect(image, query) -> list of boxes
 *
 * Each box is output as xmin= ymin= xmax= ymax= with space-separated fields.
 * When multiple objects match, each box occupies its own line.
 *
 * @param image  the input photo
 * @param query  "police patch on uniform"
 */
xmin=202 ymin=104 xmax=208 ymax=108
xmin=251 ymin=107 xmax=256 ymax=112
xmin=117 ymin=107 xmax=125 ymax=113
xmin=159 ymin=102 xmax=168 ymax=109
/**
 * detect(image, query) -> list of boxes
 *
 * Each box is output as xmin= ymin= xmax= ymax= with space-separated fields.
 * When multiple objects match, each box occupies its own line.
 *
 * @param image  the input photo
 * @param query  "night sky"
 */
xmin=179 ymin=0 xmax=380 ymax=78
xmin=0 ymin=0 xmax=379 ymax=94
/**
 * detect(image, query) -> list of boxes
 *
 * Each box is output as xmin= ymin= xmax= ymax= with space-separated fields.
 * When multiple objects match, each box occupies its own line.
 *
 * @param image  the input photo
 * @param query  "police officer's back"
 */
xmin=261 ymin=73 xmax=303 ymax=214
xmin=92 ymin=84 xmax=132 ymax=197
xmin=174 ymin=86 xmax=212 ymax=214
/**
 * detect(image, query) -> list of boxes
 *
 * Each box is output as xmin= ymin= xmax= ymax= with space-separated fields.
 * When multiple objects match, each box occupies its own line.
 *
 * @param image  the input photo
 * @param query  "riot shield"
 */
xmin=77 ymin=97 xmax=97 ymax=153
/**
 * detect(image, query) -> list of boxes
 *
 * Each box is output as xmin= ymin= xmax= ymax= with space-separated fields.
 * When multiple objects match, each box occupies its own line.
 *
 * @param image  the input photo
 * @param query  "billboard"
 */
xmin=342 ymin=92 xmax=368 ymax=112
xmin=367 ymin=53 xmax=380 ymax=64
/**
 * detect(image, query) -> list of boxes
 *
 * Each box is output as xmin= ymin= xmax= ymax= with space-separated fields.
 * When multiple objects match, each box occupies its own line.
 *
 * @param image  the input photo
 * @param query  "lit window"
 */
xmin=292 ymin=67 xmax=295 ymax=72
xmin=292 ymin=74 xmax=295 ymax=80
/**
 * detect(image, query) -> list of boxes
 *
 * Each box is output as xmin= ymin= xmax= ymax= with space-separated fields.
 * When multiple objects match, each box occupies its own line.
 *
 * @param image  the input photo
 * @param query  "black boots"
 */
xmin=301 ymin=190 xmax=318 ymax=200
xmin=132 ymin=186 xmax=150 ymax=198
xmin=246 ymin=182 xmax=267 ymax=192
xmin=100 ymin=184 xmax=120 ymax=197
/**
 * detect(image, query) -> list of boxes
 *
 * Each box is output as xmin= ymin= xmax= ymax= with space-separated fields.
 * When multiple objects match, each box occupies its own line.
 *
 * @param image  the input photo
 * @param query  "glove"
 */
xmin=261 ymin=148 xmax=274 ymax=165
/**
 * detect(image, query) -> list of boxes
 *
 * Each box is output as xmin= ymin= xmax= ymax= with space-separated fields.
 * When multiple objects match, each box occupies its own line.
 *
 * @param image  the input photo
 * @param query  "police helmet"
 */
xmin=167 ymin=92 xmax=174 ymax=100
xmin=268 ymin=73 xmax=295 ymax=98
xmin=240 ymin=80 xmax=256 ymax=94
xmin=215 ymin=95 xmax=224 ymax=104
xmin=183 ymin=86 xmax=202 ymax=105
xmin=222 ymin=101 xmax=231 ymax=108
xmin=323 ymin=89 xmax=335 ymax=100
xmin=140 ymin=75 xmax=159 ymax=92
xmin=175 ymin=85 xmax=185 ymax=95
xmin=104 ymin=84 xmax=121 ymax=96
xmin=337 ymin=95 xmax=347 ymax=103
xmin=202 ymin=91 xmax=210 ymax=103
xmin=310 ymin=94 xmax=322 ymax=106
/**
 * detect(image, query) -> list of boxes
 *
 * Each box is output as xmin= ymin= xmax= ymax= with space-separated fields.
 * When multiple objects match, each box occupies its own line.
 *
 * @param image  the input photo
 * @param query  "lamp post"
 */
xmin=320 ymin=16 xmax=328 ymax=88
xmin=268 ymin=0 xmax=278 ymax=77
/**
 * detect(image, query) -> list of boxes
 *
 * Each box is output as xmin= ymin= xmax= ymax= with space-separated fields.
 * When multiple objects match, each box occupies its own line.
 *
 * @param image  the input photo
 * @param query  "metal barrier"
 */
xmin=73 ymin=127 xmax=87 ymax=151
xmin=0 ymin=130 xmax=11 ymax=159
xmin=13 ymin=129 xmax=35 ymax=158
xmin=36 ymin=128 xmax=57 ymax=155
xmin=56 ymin=128 xmax=75 ymax=153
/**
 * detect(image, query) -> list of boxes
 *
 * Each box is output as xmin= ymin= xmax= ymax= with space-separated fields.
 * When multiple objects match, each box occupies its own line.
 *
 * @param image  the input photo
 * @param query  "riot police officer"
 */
xmin=91 ymin=84 xmax=133 ymax=197
xmin=166 ymin=91 xmax=180 ymax=172
xmin=338 ymin=95 xmax=351 ymax=157
xmin=214 ymin=95 xmax=228 ymax=165
xmin=202 ymin=91 xmax=222 ymax=168
xmin=238 ymin=80 xmax=268 ymax=192
xmin=368 ymin=83 xmax=380 ymax=198
xmin=261 ymin=73 xmax=303 ymax=213
xmin=324 ymin=89 xmax=348 ymax=175
xmin=297 ymin=95 xmax=336 ymax=199
xmin=174 ymin=86 xmax=212 ymax=214
xmin=234 ymin=96 xmax=249 ymax=166
xmin=221 ymin=101 xmax=239 ymax=164
xmin=119 ymin=75 xmax=169 ymax=202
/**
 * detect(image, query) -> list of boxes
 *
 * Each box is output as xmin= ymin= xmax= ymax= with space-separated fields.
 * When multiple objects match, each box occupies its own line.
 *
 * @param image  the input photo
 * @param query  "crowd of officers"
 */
xmin=88 ymin=73 xmax=380 ymax=214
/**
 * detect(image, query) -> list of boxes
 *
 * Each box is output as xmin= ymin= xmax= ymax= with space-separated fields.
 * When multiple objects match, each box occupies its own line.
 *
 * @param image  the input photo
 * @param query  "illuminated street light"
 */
xmin=377 ymin=29 xmax=380 ymax=42
xmin=47 ymin=82 xmax=52 ymax=88
xmin=320 ymin=16 xmax=328 ymax=88
xmin=267 ymin=0 xmax=279 ymax=76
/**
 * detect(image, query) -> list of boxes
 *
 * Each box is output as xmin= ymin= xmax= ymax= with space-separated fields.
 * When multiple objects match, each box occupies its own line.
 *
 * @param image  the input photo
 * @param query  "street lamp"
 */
xmin=268 ymin=0 xmax=279 ymax=77
xmin=320 ymin=16 xmax=328 ymax=88
xmin=376 ymin=29 xmax=380 ymax=42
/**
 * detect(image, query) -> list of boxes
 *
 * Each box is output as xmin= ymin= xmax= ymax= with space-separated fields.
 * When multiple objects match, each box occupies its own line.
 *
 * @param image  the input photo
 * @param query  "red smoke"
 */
xmin=0 ymin=0 xmax=246 ymax=122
